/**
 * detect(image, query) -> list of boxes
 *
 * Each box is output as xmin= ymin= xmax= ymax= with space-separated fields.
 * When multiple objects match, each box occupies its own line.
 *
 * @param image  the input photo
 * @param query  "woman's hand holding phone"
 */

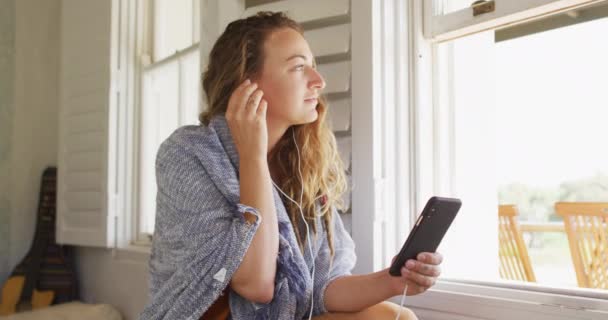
xmin=226 ymin=79 xmax=269 ymax=162
xmin=387 ymin=252 xmax=443 ymax=296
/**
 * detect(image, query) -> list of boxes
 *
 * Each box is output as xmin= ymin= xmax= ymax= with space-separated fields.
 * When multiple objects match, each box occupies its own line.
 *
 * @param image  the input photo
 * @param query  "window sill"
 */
xmin=398 ymin=280 xmax=608 ymax=320
xmin=112 ymin=244 xmax=152 ymax=263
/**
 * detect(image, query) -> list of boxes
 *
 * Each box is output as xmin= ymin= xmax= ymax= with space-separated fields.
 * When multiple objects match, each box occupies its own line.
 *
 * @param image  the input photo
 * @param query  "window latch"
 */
xmin=471 ymin=0 xmax=495 ymax=17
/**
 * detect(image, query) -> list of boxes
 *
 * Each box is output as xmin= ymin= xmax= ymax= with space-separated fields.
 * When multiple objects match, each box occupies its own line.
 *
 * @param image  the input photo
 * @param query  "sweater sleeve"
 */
xmin=312 ymin=208 xmax=357 ymax=315
xmin=140 ymin=137 xmax=261 ymax=320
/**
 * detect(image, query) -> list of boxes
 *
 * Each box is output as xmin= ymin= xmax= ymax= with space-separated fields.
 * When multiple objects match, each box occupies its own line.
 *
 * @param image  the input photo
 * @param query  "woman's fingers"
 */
xmin=257 ymin=99 xmax=268 ymax=118
xmin=225 ymin=79 xmax=269 ymax=161
xmin=235 ymin=83 xmax=258 ymax=115
xmin=417 ymin=252 xmax=443 ymax=265
xmin=246 ymin=89 xmax=264 ymax=115
xmin=401 ymin=266 xmax=436 ymax=290
xmin=228 ymin=80 xmax=258 ymax=117
xmin=226 ymin=79 xmax=251 ymax=116
xmin=405 ymin=259 xmax=441 ymax=277
xmin=399 ymin=255 xmax=442 ymax=296
xmin=388 ymin=252 xmax=443 ymax=296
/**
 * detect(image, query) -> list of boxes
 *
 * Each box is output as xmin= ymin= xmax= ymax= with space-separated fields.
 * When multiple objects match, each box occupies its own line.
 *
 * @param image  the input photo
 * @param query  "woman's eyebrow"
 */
xmin=285 ymin=54 xmax=310 ymax=62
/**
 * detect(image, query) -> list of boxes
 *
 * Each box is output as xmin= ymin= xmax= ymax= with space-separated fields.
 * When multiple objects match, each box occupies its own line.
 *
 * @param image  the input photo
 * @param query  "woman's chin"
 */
xmin=286 ymin=108 xmax=318 ymax=126
xmin=303 ymin=108 xmax=319 ymax=123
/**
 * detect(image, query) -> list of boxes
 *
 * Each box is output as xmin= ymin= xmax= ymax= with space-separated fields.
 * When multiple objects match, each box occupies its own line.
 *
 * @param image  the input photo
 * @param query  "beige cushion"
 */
xmin=0 ymin=302 xmax=121 ymax=320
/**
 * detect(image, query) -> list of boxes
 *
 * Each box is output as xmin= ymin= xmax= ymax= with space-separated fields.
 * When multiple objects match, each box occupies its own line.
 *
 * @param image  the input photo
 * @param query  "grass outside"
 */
xmin=524 ymin=231 xmax=578 ymax=287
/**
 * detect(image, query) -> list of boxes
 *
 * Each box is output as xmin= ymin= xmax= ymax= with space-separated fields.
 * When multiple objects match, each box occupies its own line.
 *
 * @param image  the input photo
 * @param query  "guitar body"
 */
xmin=0 ymin=167 xmax=78 ymax=315
xmin=32 ymin=289 xmax=55 ymax=309
xmin=0 ymin=276 xmax=24 ymax=315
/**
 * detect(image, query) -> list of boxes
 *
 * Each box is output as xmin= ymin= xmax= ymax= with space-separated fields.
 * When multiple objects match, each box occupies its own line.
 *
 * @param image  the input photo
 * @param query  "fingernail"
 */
xmin=244 ymin=79 xmax=250 ymax=84
xmin=401 ymin=267 xmax=409 ymax=274
xmin=418 ymin=253 xmax=426 ymax=261
xmin=406 ymin=260 xmax=415 ymax=269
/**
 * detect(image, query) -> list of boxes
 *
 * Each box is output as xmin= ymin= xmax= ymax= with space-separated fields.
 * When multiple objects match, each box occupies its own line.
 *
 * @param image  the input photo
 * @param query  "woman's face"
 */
xmin=254 ymin=27 xmax=326 ymax=127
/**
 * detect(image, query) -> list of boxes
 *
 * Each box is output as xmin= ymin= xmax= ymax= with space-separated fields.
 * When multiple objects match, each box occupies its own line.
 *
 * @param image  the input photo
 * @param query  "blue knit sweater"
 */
xmin=139 ymin=115 xmax=356 ymax=319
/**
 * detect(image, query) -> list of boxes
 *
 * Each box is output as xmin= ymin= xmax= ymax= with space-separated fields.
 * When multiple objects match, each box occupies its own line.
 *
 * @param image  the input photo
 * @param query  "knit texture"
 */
xmin=139 ymin=116 xmax=356 ymax=319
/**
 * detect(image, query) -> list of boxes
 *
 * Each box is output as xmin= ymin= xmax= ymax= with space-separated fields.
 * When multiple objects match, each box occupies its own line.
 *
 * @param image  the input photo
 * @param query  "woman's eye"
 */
xmin=294 ymin=65 xmax=304 ymax=71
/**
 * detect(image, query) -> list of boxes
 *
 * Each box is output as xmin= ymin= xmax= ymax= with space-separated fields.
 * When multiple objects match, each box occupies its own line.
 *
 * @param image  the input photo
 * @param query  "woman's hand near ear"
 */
xmin=226 ymin=79 xmax=278 ymax=304
xmin=226 ymin=79 xmax=269 ymax=162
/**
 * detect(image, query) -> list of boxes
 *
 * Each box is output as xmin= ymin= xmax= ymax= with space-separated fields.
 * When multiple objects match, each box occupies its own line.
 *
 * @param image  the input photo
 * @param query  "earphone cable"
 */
xmin=270 ymin=128 xmax=316 ymax=319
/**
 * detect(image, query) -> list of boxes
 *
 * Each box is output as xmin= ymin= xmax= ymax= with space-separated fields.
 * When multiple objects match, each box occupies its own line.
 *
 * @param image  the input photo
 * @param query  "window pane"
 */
xmin=153 ymin=0 xmax=194 ymax=61
xmin=179 ymin=49 xmax=201 ymax=125
xmin=140 ymin=62 xmax=179 ymax=234
xmin=434 ymin=30 xmax=499 ymax=282
xmin=432 ymin=9 xmax=608 ymax=291
xmin=139 ymin=50 xmax=200 ymax=235
xmin=495 ymin=16 xmax=608 ymax=289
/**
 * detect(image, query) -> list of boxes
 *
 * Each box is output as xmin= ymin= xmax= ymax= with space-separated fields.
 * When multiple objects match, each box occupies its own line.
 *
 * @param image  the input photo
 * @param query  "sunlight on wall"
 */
xmin=0 ymin=0 xmax=15 ymax=284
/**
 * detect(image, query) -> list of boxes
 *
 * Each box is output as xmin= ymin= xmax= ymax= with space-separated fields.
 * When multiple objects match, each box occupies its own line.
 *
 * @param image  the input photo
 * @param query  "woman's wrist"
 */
xmin=240 ymin=156 xmax=268 ymax=169
xmin=381 ymin=268 xmax=405 ymax=297
xmin=363 ymin=269 xmax=403 ymax=299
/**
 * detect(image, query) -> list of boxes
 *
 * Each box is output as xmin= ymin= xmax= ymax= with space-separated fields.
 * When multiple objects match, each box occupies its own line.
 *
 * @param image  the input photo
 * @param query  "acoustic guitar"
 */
xmin=0 ymin=167 xmax=78 ymax=315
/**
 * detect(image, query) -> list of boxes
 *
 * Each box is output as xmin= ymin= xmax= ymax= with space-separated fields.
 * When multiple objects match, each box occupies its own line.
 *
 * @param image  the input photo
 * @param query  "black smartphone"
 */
xmin=389 ymin=196 xmax=462 ymax=277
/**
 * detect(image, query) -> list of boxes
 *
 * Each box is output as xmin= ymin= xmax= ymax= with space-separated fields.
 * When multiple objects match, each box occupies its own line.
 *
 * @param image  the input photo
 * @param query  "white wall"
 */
xmin=8 ymin=2 xmax=150 ymax=320
xmin=75 ymin=248 xmax=148 ymax=320
xmin=0 ymin=0 xmax=16 ymax=285
xmin=9 ymin=0 xmax=60 ymax=271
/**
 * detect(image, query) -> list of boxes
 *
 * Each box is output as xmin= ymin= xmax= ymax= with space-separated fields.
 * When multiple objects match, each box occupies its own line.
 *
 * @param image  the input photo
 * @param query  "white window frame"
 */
xmin=105 ymin=0 xmax=243 ymax=262
xmin=151 ymin=0 xmax=200 ymax=62
xmin=109 ymin=0 xmax=247 ymax=255
xmin=386 ymin=0 xmax=608 ymax=318
xmin=127 ymin=0 xmax=202 ymax=246
xmin=351 ymin=0 xmax=411 ymax=275
xmin=424 ymin=0 xmax=606 ymax=42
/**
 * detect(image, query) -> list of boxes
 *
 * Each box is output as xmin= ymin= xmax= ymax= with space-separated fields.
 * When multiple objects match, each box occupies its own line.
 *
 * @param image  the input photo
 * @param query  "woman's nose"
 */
xmin=309 ymin=68 xmax=326 ymax=90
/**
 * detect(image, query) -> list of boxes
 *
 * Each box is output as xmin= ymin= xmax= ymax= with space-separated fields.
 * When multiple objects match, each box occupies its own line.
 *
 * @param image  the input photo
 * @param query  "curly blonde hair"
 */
xmin=199 ymin=12 xmax=348 ymax=256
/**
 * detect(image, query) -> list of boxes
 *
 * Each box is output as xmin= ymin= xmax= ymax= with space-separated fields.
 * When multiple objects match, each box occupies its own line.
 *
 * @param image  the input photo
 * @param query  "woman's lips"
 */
xmin=304 ymin=98 xmax=318 ymax=104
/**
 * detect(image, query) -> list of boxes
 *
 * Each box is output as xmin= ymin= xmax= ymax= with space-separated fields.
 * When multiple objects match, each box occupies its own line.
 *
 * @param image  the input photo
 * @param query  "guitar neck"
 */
xmin=20 ymin=168 xmax=57 ymax=300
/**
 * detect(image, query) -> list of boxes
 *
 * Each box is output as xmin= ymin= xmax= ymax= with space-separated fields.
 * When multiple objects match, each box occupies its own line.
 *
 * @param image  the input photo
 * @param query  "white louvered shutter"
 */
xmin=57 ymin=0 xmax=123 ymax=247
xmin=243 ymin=0 xmax=353 ymax=232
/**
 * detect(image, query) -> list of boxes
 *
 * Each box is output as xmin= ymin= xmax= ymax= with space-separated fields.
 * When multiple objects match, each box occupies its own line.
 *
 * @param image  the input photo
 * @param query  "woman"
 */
xmin=140 ymin=12 xmax=443 ymax=320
